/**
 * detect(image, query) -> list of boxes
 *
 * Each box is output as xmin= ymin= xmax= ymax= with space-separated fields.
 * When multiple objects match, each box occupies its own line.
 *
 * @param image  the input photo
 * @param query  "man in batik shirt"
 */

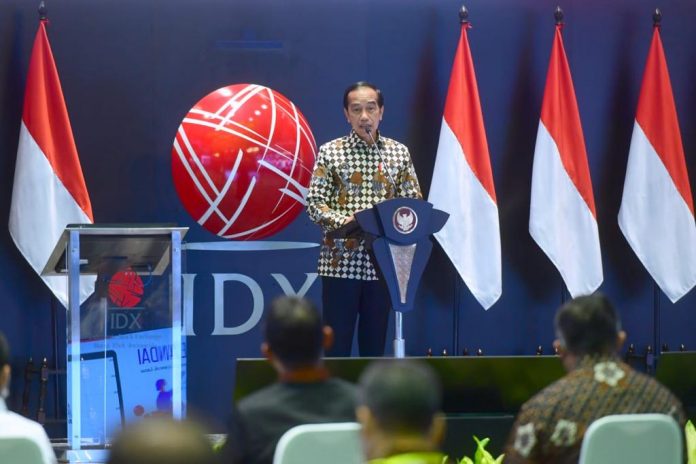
xmin=306 ymin=81 xmax=421 ymax=356
xmin=505 ymin=294 xmax=685 ymax=464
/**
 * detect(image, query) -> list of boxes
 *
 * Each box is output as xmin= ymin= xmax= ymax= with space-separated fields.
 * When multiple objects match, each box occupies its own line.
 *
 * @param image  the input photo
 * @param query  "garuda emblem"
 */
xmin=393 ymin=207 xmax=417 ymax=234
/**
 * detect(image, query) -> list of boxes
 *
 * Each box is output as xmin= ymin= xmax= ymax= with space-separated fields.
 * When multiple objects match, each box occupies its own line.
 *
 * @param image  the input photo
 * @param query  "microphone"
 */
xmin=362 ymin=125 xmax=398 ymax=195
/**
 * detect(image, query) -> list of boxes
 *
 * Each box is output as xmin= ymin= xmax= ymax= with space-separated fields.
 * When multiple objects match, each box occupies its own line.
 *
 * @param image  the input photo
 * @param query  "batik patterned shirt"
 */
xmin=306 ymin=130 xmax=421 ymax=280
xmin=504 ymin=355 xmax=686 ymax=464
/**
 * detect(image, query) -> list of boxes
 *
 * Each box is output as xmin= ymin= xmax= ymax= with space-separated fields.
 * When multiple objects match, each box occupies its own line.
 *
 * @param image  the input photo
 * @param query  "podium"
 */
xmin=331 ymin=199 xmax=448 ymax=357
xmin=43 ymin=224 xmax=188 ymax=462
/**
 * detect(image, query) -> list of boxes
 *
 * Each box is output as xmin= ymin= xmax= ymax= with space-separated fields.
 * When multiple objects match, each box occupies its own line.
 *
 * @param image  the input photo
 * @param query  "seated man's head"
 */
xmin=356 ymin=360 xmax=445 ymax=459
xmin=554 ymin=293 xmax=626 ymax=370
xmin=107 ymin=418 xmax=215 ymax=464
xmin=262 ymin=296 xmax=333 ymax=373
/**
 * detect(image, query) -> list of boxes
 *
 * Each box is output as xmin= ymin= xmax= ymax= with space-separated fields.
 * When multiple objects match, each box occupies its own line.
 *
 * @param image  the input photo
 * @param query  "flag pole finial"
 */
xmin=459 ymin=5 xmax=469 ymax=25
xmin=653 ymin=8 xmax=662 ymax=27
xmin=38 ymin=1 xmax=47 ymax=20
xmin=554 ymin=6 xmax=564 ymax=25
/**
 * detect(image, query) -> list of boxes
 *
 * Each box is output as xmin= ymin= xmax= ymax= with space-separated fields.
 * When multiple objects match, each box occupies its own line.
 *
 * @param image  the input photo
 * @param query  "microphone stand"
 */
xmin=363 ymin=126 xmax=406 ymax=358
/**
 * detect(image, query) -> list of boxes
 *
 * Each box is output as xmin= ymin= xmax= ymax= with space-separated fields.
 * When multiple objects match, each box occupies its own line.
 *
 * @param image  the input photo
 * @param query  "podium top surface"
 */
xmin=63 ymin=223 xmax=188 ymax=235
xmin=42 ymin=224 xmax=188 ymax=276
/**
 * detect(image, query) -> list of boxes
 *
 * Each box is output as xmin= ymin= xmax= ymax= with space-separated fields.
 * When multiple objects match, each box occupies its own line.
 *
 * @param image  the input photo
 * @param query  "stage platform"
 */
xmin=236 ymin=355 xmax=566 ymax=458
xmin=44 ymin=353 xmax=695 ymax=462
xmin=235 ymin=353 xmax=696 ymax=458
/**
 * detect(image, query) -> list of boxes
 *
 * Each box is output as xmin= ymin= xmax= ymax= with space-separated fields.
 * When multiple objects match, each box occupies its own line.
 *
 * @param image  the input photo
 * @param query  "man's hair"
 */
xmin=264 ymin=296 xmax=323 ymax=369
xmin=0 ymin=331 xmax=9 ymax=368
xmin=357 ymin=360 xmax=441 ymax=435
xmin=555 ymin=293 xmax=621 ymax=356
xmin=107 ymin=418 xmax=215 ymax=464
xmin=343 ymin=81 xmax=384 ymax=110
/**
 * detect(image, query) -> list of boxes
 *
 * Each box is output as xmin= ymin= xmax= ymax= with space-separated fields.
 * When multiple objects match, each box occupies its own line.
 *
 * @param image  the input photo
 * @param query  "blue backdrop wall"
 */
xmin=1 ymin=0 xmax=695 ymax=433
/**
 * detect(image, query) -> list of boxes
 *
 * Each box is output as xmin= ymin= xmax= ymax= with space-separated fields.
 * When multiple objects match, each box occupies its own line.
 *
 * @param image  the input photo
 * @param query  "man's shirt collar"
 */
xmin=348 ymin=129 xmax=380 ymax=148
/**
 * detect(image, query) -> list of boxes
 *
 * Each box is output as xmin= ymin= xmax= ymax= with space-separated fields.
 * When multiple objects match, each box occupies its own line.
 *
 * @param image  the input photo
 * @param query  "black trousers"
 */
xmin=321 ymin=276 xmax=390 ymax=357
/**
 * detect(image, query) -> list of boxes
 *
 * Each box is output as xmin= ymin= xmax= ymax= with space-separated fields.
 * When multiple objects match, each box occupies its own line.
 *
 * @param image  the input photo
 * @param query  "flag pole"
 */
xmin=40 ymin=0 xmax=63 ymax=426
xmin=555 ymin=5 xmax=569 ymax=313
xmin=651 ymin=8 xmax=662 ymax=371
xmin=450 ymin=5 xmax=469 ymax=358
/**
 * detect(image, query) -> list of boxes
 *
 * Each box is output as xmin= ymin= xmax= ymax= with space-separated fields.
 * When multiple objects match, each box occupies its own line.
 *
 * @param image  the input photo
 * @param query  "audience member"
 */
xmin=356 ymin=360 xmax=450 ymax=464
xmin=505 ymin=293 xmax=686 ymax=463
xmin=107 ymin=417 xmax=215 ymax=464
xmin=0 ymin=331 xmax=57 ymax=464
xmin=220 ymin=296 xmax=356 ymax=464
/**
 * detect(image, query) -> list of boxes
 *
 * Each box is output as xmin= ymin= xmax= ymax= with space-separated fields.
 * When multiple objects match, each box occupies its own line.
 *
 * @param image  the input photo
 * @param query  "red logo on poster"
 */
xmin=172 ymin=84 xmax=317 ymax=239
xmin=109 ymin=268 xmax=144 ymax=308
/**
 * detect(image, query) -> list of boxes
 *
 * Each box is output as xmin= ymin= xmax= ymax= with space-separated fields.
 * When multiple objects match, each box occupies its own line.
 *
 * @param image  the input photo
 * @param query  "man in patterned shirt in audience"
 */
xmin=306 ymin=81 xmax=422 ymax=357
xmin=505 ymin=293 xmax=685 ymax=464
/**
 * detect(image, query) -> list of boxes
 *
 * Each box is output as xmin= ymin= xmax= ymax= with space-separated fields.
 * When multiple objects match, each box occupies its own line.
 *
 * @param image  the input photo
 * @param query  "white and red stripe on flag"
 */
xmin=529 ymin=23 xmax=603 ymax=297
xmin=9 ymin=20 xmax=94 ymax=307
xmin=618 ymin=25 xmax=696 ymax=303
xmin=429 ymin=20 xmax=502 ymax=310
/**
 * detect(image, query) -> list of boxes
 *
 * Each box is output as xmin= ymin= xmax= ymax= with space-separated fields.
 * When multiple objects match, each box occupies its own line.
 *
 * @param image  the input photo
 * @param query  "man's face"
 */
xmin=344 ymin=87 xmax=384 ymax=143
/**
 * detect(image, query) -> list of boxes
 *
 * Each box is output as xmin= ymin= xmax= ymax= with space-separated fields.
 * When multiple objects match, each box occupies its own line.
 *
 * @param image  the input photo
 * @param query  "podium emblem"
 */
xmin=393 ymin=207 xmax=418 ymax=234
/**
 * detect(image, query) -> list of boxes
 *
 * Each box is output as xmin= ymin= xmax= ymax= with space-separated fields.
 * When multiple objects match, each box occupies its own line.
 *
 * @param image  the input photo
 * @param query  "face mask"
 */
xmin=0 ymin=386 xmax=8 ymax=400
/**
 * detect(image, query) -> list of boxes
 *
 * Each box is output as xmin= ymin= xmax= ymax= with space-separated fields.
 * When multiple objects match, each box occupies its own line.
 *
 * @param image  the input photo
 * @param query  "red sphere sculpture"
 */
xmin=172 ymin=84 xmax=317 ymax=239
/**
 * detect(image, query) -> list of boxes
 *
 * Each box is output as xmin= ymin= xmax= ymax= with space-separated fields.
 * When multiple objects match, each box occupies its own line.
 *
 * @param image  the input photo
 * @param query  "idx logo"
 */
xmin=182 ymin=272 xmax=318 ymax=336
xmin=109 ymin=309 xmax=144 ymax=333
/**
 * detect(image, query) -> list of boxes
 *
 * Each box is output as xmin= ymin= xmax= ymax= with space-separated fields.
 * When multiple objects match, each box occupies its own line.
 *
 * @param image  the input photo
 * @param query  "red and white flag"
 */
xmin=9 ymin=20 xmax=94 ymax=307
xmin=618 ymin=25 xmax=696 ymax=303
xmin=429 ymin=21 xmax=501 ymax=309
xmin=529 ymin=24 xmax=603 ymax=297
